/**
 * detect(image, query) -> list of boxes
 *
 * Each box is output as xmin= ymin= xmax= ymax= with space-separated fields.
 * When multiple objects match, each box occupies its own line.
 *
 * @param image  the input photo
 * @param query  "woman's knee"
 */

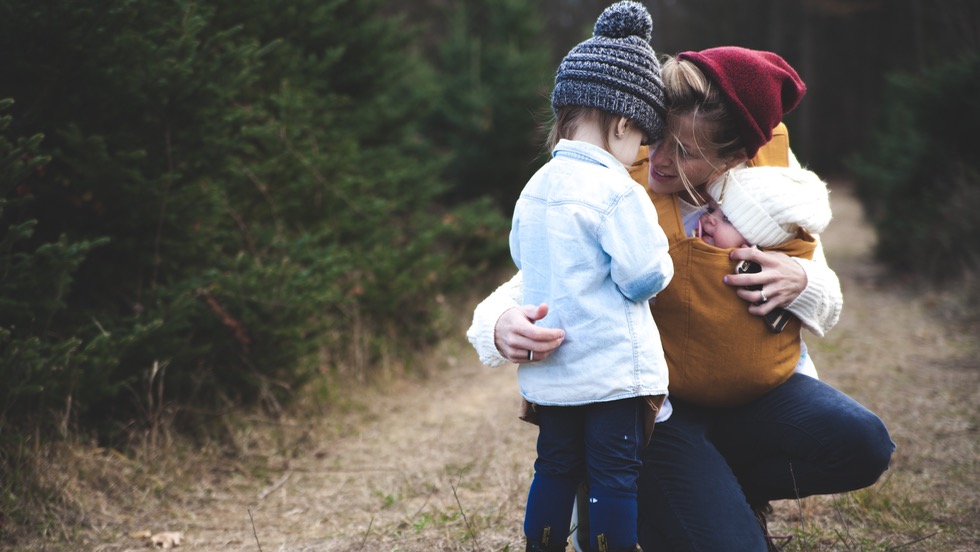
xmin=840 ymin=409 xmax=896 ymax=488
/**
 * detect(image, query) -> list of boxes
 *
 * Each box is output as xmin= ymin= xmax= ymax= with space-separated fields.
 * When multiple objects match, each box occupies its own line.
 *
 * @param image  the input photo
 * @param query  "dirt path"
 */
xmin=165 ymin=336 xmax=535 ymax=552
xmin=182 ymin=355 xmax=535 ymax=551
xmin=64 ymin=184 xmax=978 ymax=551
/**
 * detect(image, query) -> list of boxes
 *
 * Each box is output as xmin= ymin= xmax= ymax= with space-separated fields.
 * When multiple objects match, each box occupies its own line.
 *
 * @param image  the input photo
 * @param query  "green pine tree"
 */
xmin=0 ymin=0 xmax=509 ymax=440
xmin=425 ymin=0 xmax=555 ymax=214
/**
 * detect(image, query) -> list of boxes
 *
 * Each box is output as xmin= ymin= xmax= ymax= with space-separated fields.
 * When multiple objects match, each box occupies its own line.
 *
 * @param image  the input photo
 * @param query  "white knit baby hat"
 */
xmin=706 ymin=165 xmax=832 ymax=247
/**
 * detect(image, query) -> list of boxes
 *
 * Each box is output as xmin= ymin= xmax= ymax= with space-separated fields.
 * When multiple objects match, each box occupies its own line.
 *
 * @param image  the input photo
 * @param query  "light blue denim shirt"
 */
xmin=510 ymin=139 xmax=674 ymax=406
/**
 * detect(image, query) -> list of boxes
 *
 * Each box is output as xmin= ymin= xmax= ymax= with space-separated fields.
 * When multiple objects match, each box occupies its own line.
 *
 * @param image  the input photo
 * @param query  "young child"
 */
xmin=508 ymin=2 xmax=672 ymax=551
xmin=664 ymin=164 xmax=832 ymax=407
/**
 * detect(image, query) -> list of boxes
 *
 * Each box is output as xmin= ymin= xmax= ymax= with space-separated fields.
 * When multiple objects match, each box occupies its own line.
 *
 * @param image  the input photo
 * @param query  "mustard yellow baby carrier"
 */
xmin=629 ymin=124 xmax=814 ymax=407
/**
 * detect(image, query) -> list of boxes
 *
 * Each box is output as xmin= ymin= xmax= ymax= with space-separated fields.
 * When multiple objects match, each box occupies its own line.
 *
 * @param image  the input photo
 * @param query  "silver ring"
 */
xmin=527 ymin=350 xmax=534 ymax=361
xmin=760 ymin=289 xmax=768 ymax=303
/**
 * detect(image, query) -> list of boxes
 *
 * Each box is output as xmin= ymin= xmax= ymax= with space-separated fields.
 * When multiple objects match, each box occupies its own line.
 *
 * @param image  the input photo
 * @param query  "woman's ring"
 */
xmin=528 ymin=350 xmax=534 ymax=361
xmin=760 ymin=289 xmax=768 ymax=303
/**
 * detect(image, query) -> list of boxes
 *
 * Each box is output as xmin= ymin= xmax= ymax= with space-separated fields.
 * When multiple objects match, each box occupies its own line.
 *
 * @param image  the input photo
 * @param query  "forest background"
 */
xmin=1 ymin=0 xmax=977 ymax=544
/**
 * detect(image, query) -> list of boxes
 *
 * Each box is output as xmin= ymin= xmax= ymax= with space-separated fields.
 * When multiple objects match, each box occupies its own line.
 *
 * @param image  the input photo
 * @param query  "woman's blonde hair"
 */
xmin=661 ymin=55 xmax=749 ymax=202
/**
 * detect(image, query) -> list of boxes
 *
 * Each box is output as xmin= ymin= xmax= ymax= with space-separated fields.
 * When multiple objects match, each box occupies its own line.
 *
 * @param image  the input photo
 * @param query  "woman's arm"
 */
xmin=465 ymin=271 xmax=566 ymax=366
xmin=786 ymin=255 xmax=842 ymax=336
xmin=726 ymin=236 xmax=842 ymax=336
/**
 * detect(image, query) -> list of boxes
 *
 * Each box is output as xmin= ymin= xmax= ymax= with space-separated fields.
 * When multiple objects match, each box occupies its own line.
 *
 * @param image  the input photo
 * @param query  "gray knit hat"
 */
xmin=552 ymin=1 xmax=667 ymax=141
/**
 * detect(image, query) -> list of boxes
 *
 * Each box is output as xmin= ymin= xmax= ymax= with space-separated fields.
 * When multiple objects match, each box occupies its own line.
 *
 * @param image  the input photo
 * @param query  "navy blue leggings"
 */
xmin=526 ymin=398 xmax=643 ymax=550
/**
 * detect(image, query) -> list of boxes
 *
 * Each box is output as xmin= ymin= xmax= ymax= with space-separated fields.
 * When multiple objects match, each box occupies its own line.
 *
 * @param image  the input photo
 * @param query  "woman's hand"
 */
xmin=725 ymin=246 xmax=807 ymax=316
xmin=494 ymin=304 xmax=565 ymax=364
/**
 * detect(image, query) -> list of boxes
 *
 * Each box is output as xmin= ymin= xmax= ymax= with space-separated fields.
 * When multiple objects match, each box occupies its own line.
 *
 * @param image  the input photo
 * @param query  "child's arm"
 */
xmin=601 ymin=185 xmax=674 ymax=302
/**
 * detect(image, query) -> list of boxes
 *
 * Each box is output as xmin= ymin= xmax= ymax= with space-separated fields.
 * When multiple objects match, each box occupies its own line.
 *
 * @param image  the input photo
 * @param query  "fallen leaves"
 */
xmin=130 ymin=529 xmax=184 ymax=548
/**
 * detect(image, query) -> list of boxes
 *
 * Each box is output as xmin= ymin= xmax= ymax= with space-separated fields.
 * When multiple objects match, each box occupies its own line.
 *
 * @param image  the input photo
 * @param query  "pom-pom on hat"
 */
xmin=706 ymin=166 xmax=831 ymax=248
xmin=676 ymin=47 xmax=806 ymax=158
xmin=552 ymin=1 xmax=667 ymax=141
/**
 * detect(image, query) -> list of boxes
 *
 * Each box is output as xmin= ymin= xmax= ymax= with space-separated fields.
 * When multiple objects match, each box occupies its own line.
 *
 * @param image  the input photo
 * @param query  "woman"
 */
xmin=467 ymin=46 xmax=895 ymax=551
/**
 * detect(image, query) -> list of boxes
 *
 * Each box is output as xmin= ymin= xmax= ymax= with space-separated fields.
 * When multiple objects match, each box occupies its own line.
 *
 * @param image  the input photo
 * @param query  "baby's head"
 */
xmin=699 ymin=166 xmax=831 ymax=249
xmin=548 ymin=1 xmax=667 ymax=151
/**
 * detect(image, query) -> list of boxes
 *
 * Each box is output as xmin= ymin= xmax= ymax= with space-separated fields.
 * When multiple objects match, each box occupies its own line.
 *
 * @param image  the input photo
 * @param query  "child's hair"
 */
xmin=546 ymin=106 xmax=621 ymax=152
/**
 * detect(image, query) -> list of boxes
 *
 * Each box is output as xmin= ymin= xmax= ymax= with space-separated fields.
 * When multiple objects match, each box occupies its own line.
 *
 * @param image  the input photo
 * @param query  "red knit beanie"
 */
xmin=676 ymin=47 xmax=806 ymax=158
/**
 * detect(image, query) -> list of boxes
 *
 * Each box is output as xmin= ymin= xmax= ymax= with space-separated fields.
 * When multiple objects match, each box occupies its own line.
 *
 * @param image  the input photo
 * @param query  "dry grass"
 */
xmin=761 ymin=181 xmax=980 ymax=552
xmin=3 ymin=183 xmax=978 ymax=551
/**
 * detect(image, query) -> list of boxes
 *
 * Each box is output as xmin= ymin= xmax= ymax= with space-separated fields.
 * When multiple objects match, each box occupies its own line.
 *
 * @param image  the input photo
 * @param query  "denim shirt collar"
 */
xmin=553 ymin=139 xmax=630 ymax=178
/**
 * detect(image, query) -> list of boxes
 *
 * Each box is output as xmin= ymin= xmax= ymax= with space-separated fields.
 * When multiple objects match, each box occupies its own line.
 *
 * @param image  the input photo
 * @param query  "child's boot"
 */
xmin=525 ymin=543 xmax=567 ymax=552
xmin=593 ymin=534 xmax=642 ymax=552
xmin=525 ymin=526 xmax=568 ymax=551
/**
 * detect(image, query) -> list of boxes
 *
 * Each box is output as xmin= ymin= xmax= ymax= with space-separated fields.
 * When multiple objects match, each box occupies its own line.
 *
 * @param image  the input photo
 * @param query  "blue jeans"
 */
xmin=637 ymin=373 xmax=895 ymax=551
xmin=526 ymin=397 xmax=643 ymax=550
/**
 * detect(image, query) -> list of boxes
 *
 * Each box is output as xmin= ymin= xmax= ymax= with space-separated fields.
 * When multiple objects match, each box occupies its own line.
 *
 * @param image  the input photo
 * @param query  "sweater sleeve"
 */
xmin=466 ymin=271 xmax=524 ymax=367
xmin=786 ymin=235 xmax=843 ymax=337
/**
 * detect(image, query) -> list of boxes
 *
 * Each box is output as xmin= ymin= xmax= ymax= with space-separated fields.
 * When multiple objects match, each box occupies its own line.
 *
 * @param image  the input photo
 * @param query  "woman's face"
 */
xmin=647 ymin=112 xmax=734 ymax=196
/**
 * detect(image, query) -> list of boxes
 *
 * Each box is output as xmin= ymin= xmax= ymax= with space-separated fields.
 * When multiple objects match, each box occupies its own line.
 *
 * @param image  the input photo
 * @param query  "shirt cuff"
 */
xmin=786 ymin=257 xmax=842 ymax=337
xmin=466 ymin=272 xmax=524 ymax=367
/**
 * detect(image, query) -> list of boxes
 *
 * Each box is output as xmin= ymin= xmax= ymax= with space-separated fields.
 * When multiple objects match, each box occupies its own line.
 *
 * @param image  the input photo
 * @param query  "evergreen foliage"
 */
xmin=0 ymin=0 xmax=515 ymax=443
xmin=425 ymin=0 xmax=554 ymax=214
xmin=0 ymin=99 xmax=110 ymax=434
xmin=847 ymin=55 xmax=980 ymax=281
